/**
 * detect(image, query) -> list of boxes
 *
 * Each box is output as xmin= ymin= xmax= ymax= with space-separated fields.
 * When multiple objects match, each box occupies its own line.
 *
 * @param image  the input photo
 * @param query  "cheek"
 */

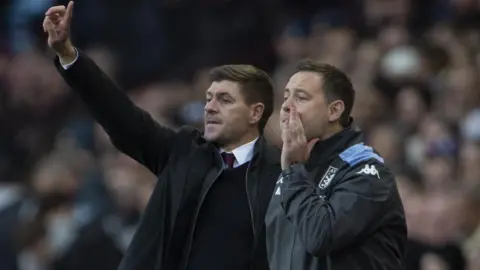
xmin=223 ymin=108 xmax=250 ymax=126
xmin=297 ymin=105 xmax=327 ymax=122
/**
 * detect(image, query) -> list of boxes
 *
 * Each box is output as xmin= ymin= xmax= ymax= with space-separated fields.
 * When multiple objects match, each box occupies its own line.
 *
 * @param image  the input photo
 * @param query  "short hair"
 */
xmin=208 ymin=65 xmax=274 ymax=133
xmin=295 ymin=60 xmax=355 ymax=127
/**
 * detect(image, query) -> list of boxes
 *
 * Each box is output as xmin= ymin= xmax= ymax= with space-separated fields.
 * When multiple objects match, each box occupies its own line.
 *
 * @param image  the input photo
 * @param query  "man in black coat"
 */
xmin=43 ymin=2 xmax=281 ymax=270
xmin=265 ymin=60 xmax=407 ymax=269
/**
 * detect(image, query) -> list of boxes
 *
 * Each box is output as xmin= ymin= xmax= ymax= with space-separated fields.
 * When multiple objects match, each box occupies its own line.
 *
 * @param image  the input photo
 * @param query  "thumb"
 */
xmin=306 ymin=138 xmax=320 ymax=154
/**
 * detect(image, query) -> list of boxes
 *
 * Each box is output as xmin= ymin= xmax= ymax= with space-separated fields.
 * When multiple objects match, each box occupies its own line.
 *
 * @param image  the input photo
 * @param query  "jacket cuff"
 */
xmin=60 ymin=48 xmax=79 ymax=70
xmin=281 ymin=163 xmax=308 ymax=179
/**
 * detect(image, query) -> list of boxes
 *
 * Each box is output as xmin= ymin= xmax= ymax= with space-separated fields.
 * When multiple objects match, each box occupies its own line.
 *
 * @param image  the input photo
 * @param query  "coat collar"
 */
xmin=252 ymin=136 xmax=281 ymax=166
xmin=307 ymin=121 xmax=364 ymax=168
xmin=196 ymin=133 xmax=280 ymax=166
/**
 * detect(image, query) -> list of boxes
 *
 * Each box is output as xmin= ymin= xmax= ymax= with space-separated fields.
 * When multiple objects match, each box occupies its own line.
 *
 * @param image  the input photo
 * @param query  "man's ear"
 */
xmin=250 ymin=103 xmax=265 ymax=125
xmin=328 ymin=100 xmax=345 ymax=122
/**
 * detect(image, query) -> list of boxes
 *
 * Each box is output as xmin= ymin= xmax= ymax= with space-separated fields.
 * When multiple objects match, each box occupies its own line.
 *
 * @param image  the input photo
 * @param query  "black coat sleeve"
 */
xmin=279 ymin=161 xmax=394 ymax=257
xmin=54 ymin=50 xmax=175 ymax=175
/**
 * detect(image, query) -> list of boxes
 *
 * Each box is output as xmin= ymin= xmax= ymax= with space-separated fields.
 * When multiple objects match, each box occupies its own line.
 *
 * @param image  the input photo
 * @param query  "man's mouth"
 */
xmin=206 ymin=120 xmax=221 ymax=125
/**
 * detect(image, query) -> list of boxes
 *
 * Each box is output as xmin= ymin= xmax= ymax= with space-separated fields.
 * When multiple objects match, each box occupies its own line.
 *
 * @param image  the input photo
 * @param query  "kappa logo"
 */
xmin=318 ymin=166 xmax=339 ymax=189
xmin=274 ymin=177 xmax=283 ymax=195
xmin=276 ymin=177 xmax=284 ymax=184
xmin=357 ymin=164 xmax=380 ymax=179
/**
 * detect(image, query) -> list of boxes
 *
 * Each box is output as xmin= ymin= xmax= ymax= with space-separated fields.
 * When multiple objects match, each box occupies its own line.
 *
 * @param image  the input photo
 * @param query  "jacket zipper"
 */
xmin=183 ymin=162 xmax=224 ymax=270
xmin=245 ymin=162 xmax=256 ymax=236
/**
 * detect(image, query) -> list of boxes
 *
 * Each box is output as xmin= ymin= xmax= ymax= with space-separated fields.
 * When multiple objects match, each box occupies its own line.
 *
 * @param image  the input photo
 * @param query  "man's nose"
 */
xmin=281 ymin=98 xmax=291 ymax=113
xmin=204 ymin=99 xmax=218 ymax=113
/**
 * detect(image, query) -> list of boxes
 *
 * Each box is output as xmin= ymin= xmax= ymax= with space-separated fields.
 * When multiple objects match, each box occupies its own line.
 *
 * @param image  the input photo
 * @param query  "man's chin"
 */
xmin=204 ymin=125 xmax=222 ymax=140
xmin=203 ymin=131 xmax=219 ymax=142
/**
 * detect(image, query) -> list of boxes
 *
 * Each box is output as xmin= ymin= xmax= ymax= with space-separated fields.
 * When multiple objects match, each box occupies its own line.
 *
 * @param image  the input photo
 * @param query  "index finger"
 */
xmin=45 ymin=6 xmax=66 ymax=16
xmin=65 ymin=1 xmax=74 ymax=24
xmin=289 ymin=106 xmax=301 ymax=125
xmin=289 ymin=106 xmax=305 ymax=132
xmin=281 ymin=120 xmax=289 ymax=143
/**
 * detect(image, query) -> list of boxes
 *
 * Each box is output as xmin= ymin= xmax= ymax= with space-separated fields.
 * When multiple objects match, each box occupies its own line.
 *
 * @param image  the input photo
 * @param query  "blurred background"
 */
xmin=1 ymin=0 xmax=480 ymax=269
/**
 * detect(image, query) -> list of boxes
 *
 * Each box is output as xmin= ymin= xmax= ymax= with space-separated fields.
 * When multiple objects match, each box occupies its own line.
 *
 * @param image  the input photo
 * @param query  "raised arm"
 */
xmin=44 ymin=1 xmax=175 ymax=174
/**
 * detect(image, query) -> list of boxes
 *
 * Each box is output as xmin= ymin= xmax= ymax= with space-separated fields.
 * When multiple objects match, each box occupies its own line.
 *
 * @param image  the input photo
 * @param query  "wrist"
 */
xmin=281 ymin=163 xmax=302 ymax=177
xmin=281 ymin=159 xmax=301 ymax=171
xmin=57 ymin=41 xmax=76 ymax=64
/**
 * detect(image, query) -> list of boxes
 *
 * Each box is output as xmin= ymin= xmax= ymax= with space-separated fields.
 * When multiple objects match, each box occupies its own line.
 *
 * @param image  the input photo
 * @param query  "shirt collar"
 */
xmin=220 ymin=137 xmax=258 ymax=166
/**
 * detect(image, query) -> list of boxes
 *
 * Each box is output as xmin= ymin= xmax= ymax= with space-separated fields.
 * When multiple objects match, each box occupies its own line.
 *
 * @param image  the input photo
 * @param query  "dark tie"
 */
xmin=221 ymin=152 xmax=236 ymax=169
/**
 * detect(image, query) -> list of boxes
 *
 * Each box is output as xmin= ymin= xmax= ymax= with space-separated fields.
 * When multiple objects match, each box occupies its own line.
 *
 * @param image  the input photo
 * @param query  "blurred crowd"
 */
xmin=1 ymin=0 xmax=480 ymax=270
